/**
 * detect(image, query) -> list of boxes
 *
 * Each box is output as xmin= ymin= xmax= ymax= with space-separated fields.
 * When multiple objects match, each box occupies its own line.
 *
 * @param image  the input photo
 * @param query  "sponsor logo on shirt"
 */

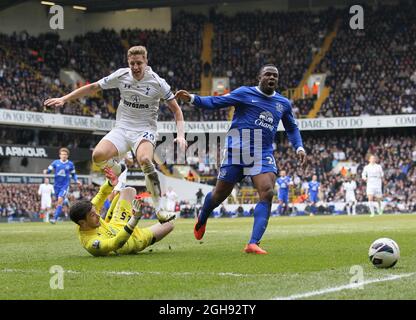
xmin=255 ymin=111 xmax=274 ymax=131
xmin=123 ymin=99 xmax=149 ymax=109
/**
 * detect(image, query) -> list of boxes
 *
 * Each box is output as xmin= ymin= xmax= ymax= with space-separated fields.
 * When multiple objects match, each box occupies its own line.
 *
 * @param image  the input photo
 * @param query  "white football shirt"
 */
xmin=38 ymin=183 xmax=54 ymax=200
xmin=362 ymin=163 xmax=384 ymax=186
xmin=165 ymin=190 xmax=178 ymax=212
xmin=98 ymin=66 xmax=174 ymax=132
xmin=342 ymin=181 xmax=356 ymax=197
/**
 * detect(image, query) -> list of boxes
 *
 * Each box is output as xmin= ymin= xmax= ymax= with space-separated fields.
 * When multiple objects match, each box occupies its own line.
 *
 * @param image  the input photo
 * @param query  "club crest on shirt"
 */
xmin=218 ymin=168 xmax=227 ymax=179
xmin=276 ymin=103 xmax=284 ymax=113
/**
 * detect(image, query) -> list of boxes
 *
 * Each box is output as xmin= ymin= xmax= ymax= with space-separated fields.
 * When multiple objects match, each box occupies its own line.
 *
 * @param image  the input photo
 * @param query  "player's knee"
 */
xmin=260 ymin=188 xmax=274 ymax=202
xmin=92 ymin=149 xmax=106 ymax=163
xmin=138 ymin=155 xmax=153 ymax=167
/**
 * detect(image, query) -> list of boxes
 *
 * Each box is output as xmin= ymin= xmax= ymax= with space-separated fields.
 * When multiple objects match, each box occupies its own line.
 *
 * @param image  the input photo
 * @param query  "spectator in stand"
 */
xmin=196 ymin=188 xmax=204 ymax=205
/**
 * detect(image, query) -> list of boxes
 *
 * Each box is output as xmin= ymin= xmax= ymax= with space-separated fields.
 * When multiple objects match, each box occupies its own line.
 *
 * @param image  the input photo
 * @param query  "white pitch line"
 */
xmin=0 ymin=268 xmax=276 ymax=278
xmin=272 ymin=273 xmax=416 ymax=300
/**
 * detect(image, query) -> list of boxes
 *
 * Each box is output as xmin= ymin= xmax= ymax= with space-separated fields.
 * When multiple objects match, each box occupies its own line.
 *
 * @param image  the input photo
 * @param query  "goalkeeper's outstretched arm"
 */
xmin=84 ymin=217 xmax=139 ymax=256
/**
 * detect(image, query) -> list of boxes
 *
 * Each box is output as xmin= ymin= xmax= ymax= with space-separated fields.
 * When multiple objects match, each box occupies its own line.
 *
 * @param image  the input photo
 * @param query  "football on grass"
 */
xmin=368 ymin=238 xmax=400 ymax=268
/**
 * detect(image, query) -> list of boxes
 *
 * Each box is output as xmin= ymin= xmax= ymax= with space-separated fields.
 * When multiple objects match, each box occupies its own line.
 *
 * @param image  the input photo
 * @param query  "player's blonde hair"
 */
xmin=59 ymin=147 xmax=70 ymax=156
xmin=127 ymin=46 xmax=148 ymax=59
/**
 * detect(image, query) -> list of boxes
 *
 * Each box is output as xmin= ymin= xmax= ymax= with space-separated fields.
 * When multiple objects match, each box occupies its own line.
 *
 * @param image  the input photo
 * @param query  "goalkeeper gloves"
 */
xmin=127 ymin=196 xmax=144 ymax=230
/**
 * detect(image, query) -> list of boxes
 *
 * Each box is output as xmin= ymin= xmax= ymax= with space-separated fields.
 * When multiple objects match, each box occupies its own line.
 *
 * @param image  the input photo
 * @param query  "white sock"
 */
xmin=376 ymin=202 xmax=381 ymax=215
xmin=142 ymin=162 xmax=162 ymax=210
xmin=368 ymin=202 xmax=374 ymax=215
xmin=352 ymin=204 xmax=356 ymax=215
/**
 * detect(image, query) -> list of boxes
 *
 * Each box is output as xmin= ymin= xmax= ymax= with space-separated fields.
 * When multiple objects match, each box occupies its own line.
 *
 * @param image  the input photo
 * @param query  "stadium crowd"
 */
xmin=180 ymin=130 xmax=416 ymax=213
xmin=316 ymin=4 xmax=416 ymax=117
xmin=0 ymin=12 xmax=204 ymax=119
xmin=1 ymin=4 xmax=416 ymax=219
xmin=0 ymin=126 xmax=100 ymax=149
xmin=210 ymin=9 xmax=337 ymax=92
xmin=0 ymin=184 xmax=40 ymax=220
xmin=275 ymin=130 xmax=416 ymax=212
xmin=1 ymin=129 xmax=415 ymax=220
xmin=0 ymin=183 xmax=100 ymax=221
xmin=1 ymin=6 xmax=415 ymax=121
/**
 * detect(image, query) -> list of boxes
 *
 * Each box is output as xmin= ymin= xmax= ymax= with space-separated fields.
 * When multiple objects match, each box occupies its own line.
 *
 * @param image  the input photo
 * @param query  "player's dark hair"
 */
xmin=259 ymin=64 xmax=278 ymax=76
xmin=69 ymin=200 xmax=92 ymax=225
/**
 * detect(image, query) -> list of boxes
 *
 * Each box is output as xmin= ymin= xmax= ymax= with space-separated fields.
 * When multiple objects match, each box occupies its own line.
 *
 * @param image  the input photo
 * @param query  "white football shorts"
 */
xmin=102 ymin=127 xmax=157 ymax=157
xmin=366 ymin=184 xmax=383 ymax=197
xmin=345 ymin=194 xmax=356 ymax=203
xmin=41 ymin=197 xmax=52 ymax=210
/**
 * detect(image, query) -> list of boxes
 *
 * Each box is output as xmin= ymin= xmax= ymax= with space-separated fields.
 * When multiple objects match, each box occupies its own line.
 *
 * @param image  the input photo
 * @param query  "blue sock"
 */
xmin=278 ymin=204 xmax=283 ymax=215
xmin=53 ymin=205 xmax=63 ymax=220
xmin=198 ymin=192 xmax=217 ymax=226
xmin=249 ymin=201 xmax=271 ymax=244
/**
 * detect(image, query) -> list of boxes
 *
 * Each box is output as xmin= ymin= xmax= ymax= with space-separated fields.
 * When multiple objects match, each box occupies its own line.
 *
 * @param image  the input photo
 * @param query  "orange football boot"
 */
xmin=244 ymin=243 xmax=268 ymax=254
xmin=194 ymin=221 xmax=206 ymax=240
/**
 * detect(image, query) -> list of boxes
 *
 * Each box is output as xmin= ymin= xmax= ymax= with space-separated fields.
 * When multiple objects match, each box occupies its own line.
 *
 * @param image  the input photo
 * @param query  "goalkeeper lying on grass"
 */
xmin=69 ymin=167 xmax=174 ymax=256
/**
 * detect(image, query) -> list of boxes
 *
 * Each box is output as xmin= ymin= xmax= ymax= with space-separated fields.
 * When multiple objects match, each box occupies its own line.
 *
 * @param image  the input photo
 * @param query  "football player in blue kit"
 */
xmin=307 ymin=175 xmax=320 ymax=216
xmin=175 ymin=64 xmax=307 ymax=254
xmin=276 ymin=170 xmax=292 ymax=216
xmin=44 ymin=148 xmax=81 ymax=224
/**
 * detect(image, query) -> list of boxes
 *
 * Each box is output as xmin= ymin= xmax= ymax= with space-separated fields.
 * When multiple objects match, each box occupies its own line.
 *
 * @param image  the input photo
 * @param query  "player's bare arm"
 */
xmin=297 ymin=150 xmax=307 ymax=168
xmin=166 ymin=98 xmax=187 ymax=151
xmin=44 ymin=82 xmax=101 ymax=107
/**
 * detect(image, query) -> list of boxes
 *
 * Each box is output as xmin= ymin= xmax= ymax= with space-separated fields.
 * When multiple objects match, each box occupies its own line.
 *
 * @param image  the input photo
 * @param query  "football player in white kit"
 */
xmin=165 ymin=186 xmax=179 ymax=217
xmin=341 ymin=176 xmax=357 ymax=215
xmin=362 ymin=155 xmax=384 ymax=216
xmin=38 ymin=178 xmax=55 ymax=222
xmin=44 ymin=46 xmax=187 ymax=223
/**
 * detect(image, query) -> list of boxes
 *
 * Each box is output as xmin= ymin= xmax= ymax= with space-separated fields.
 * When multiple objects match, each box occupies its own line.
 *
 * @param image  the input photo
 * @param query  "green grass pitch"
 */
xmin=1 ymin=214 xmax=415 ymax=300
